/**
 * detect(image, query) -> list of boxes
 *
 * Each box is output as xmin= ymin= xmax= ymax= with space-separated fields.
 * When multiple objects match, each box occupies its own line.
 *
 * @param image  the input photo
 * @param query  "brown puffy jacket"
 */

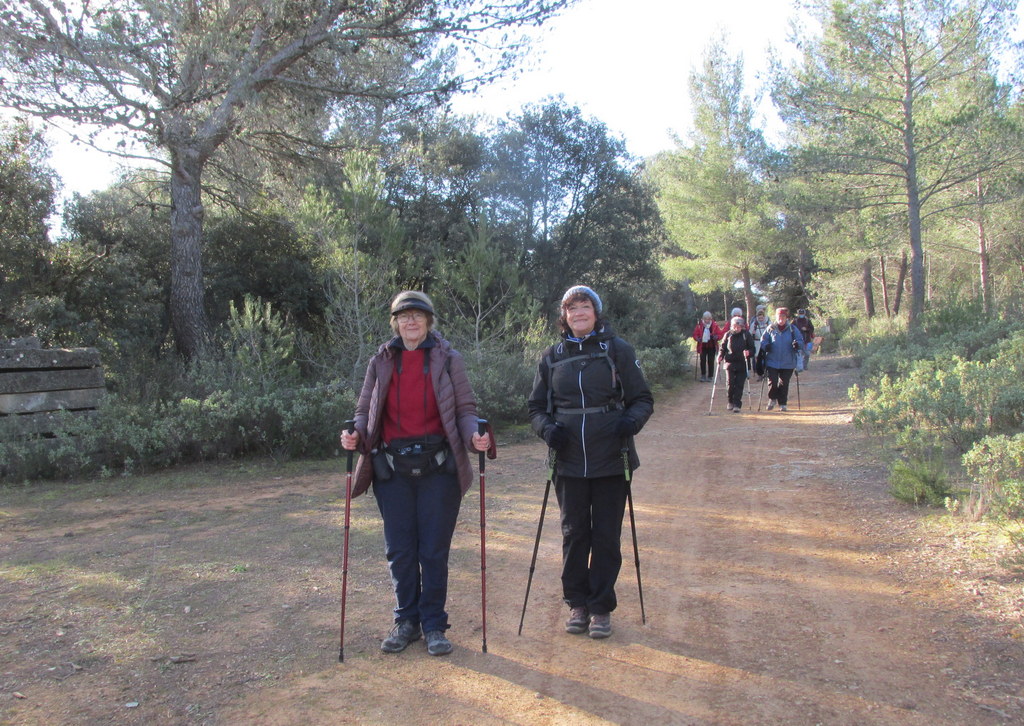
xmin=350 ymin=331 xmax=480 ymax=498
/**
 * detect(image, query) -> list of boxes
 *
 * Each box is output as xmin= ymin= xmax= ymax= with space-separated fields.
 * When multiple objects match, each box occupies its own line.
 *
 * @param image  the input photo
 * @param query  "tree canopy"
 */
xmin=0 ymin=0 xmax=573 ymax=358
xmin=772 ymin=0 xmax=1023 ymax=330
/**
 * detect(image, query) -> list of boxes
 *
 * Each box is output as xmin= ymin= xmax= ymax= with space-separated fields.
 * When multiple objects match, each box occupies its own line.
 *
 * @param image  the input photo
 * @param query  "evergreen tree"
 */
xmin=772 ymin=0 xmax=1022 ymax=330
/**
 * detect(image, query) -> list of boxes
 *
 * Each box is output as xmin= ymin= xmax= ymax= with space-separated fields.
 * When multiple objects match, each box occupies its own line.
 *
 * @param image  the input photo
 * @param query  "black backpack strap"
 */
xmin=545 ymin=342 xmax=621 ymax=414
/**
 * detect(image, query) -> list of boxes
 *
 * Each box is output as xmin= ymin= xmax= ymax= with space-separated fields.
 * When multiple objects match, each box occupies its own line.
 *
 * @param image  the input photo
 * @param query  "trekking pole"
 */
xmin=757 ymin=370 xmax=767 ymax=412
xmin=693 ymin=349 xmax=698 ymax=381
xmin=795 ymin=370 xmax=801 ymax=410
xmin=745 ymin=359 xmax=753 ymax=409
xmin=707 ymin=358 xmax=721 ymax=415
xmin=518 ymin=448 xmax=555 ymax=636
xmin=338 ymin=419 xmax=356 ymax=663
xmin=622 ymin=444 xmax=646 ymax=624
xmin=477 ymin=418 xmax=489 ymax=654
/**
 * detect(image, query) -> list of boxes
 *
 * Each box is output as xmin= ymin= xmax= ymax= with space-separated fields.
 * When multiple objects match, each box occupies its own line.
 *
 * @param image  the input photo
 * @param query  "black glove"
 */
xmin=614 ymin=416 xmax=636 ymax=438
xmin=542 ymin=424 xmax=568 ymax=451
xmin=792 ymin=340 xmax=800 ymax=351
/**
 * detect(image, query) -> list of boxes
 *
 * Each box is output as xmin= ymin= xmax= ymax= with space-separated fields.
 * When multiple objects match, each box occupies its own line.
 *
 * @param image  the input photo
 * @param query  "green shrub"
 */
xmin=463 ymin=348 xmax=535 ymax=425
xmin=0 ymin=296 xmax=357 ymax=481
xmin=843 ymin=301 xmax=1024 ymax=383
xmin=852 ymin=345 xmax=1024 ymax=455
xmin=889 ymin=453 xmax=952 ymax=507
xmin=963 ymin=434 xmax=1024 ymax=519
xmin=637 ymin=344 xmax=689 ymax=388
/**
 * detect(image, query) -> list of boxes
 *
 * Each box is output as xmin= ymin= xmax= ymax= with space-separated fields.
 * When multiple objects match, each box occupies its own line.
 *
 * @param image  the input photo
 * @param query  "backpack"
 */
xmin=754 ymin=347 xmax=767 ymax=377
xmin=544 ymin=338 xmax=621 ymax=415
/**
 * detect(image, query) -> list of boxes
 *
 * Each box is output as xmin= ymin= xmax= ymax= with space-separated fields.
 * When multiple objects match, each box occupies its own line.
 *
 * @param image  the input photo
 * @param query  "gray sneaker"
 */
xmin=766 ymin=401 xmax=775 ymax=410
xmin=381 ymin=620 xmax=421 ymax=653
xmin=425 ymin=630 xmax=453 ymax=656
xmin=565 ymin=606 xmax=589 ymax=634
xmin=588 ymin=613 xmax=611 ymax=639
xmin=780 ymin=405 xmax=788 ymax=411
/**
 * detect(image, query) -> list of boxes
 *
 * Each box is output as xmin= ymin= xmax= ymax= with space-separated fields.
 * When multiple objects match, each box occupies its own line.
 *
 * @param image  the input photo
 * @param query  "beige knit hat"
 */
xmin=390 ymin=290 xmax=435 ymax=317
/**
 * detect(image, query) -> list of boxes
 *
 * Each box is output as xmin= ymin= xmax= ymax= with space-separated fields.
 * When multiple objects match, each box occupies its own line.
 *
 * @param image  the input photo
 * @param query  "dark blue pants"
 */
xmin=373 ymin=470 xmax=462 ymax=633
xmin=555 ymin=474 xmax=629 ymax=615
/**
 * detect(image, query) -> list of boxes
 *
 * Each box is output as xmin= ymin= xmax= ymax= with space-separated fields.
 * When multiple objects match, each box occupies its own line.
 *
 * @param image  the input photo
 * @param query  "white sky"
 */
xmin=452 ymin=0 xmax=800 ymax=157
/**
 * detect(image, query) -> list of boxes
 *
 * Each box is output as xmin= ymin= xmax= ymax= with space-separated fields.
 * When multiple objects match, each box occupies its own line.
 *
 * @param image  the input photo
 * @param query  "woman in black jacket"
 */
xmin=528 ymin=285 xmax=654 ymax=639
xmin=718 ymin=316 xmax=756 ymax=413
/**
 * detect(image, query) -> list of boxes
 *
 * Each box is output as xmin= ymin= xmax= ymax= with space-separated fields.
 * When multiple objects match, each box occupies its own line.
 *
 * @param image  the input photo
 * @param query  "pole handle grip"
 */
xmin=477 ymin=418 xmax=488 ymax=470
xmin=344 ymin=419 xmax=356 ymax=468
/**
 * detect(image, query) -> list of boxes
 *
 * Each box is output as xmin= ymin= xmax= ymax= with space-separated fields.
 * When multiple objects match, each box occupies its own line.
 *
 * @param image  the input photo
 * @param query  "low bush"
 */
xmin=0 ymin=384 xmax=356 ymax=482
xmin=852 ymin=331 xmax=1024 ymax=455
xmin=464 ymin=348 xmax=536 ymax=425
xmin=888 ymin=452 xmax=952 ymax=507
xmin=962 ymin=434 xmax=1024 ymax=519
xmin=637 ymin=343 xmax=689 ymax=388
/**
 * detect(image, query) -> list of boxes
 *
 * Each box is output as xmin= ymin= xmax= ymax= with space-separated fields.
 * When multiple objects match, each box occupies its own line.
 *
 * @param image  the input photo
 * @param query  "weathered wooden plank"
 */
xmin=0 ymin=409 xmax=98 ymax=436
xmin=0 ymin=368 xmax=105 ymax=395
xmin=0 ymin=348 xmax=102 ymax=370
xmin=0 ymin=388 xmax=105 ymax=415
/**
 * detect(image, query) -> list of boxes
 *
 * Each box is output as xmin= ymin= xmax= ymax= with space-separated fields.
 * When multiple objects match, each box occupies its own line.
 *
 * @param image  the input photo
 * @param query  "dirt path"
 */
xmin=2 ymin=355 xmax=1024 ymax=725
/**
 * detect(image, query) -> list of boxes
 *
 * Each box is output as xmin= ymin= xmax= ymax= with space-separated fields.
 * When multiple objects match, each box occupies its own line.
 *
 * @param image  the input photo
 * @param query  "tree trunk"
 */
xmin=879 ymin=255 xmax=891 ymax=317
xmin=893 ymin=249 xmax=908 ymax=316
xmin=862 ymin=258 xmax=876 ymax=318
xmin=741 ymin=264 xmax=754 ymax=321
xmin=976 ymin=176 xmax=992 ymax=316
xmin=169 ymin=147 xmax=211 ymax=360
xmin=901 ymin=50 xmax=926 ymax=330
xmin=905 ymin=191 xmax=926 ymax=327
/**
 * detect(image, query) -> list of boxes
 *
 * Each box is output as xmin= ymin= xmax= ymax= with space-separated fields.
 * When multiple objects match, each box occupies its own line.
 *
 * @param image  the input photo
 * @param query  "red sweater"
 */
xmin=382 ymin=348 xmax=444 ymax=443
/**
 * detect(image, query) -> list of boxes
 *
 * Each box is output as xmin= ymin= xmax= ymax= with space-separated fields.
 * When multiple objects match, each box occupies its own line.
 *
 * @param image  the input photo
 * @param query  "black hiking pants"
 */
xmin=555 ymin=473 xmax=629 ymax=616
xmin=766 ymin=366 xmax=794 ymax=406
xmin=726 ymin=363 xmax=747 ymax=409
xmin=699 ymin=346 xmax=717 ymax=378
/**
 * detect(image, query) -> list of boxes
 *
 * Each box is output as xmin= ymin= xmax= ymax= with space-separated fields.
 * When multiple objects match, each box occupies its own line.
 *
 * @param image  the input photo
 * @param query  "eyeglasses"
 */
xmin=396 ymin=310 xmax=426 ymax=323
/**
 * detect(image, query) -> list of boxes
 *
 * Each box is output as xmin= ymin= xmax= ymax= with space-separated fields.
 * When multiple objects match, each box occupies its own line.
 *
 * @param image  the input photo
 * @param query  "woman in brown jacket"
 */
xmin=340 ymin=291 xmax=490 ymax=657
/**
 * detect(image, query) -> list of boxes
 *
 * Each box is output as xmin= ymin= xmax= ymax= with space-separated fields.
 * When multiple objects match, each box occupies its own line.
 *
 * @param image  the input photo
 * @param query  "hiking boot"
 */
xmin=766 ymin=401 xmax=775 ymax=410
xmin=381 ymin=620 xmax=421 ymax=653
xmin=588 ymin=613 xmax=611 ymax=639
xmin=731 ymin=407 xmax=741 ymax=413
xmin=565 ymin=606 xmax=589 ymax=634
xmin=780 ymin=405 xmax=788 ymax=411
xmin=425 ymin=630 xmax=453 ymax=656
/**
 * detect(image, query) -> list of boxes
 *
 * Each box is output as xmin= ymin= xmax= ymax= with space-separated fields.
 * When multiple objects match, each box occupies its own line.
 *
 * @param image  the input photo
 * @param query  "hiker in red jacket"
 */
xmin=692 ymin=311 xmax=723 ymax=382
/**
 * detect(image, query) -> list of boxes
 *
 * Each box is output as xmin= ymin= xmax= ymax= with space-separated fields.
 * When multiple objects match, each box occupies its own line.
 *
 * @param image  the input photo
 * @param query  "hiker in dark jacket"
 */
xmin=528 ymin=285 xmax=654 ymax=640
xmin=340 ymin=290 xmax=491 ymax=657
xmin=793 ymin=309 xmax=815 ymax=370
xmin=718 ymin=316 xmax=755 ymax=413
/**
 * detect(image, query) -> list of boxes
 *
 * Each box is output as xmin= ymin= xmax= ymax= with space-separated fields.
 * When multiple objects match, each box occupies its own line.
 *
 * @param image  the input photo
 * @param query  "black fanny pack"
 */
xmin=381 ymin=435 xmax=451 ymax=478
